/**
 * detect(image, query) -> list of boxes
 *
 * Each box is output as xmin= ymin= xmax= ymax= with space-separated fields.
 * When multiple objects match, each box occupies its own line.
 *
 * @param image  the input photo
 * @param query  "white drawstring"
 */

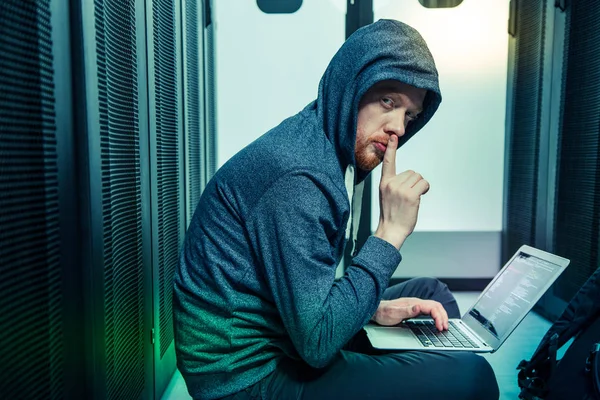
xmin=344 ymin=165 xmax=356 ymax=242
xmin=352 ymin=180 xmax=364 ymax=255
xmin=337 ymin=166 xmax=365 ymax=278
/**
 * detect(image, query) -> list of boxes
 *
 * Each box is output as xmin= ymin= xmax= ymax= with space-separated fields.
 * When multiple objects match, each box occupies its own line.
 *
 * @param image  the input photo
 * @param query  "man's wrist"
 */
xmin=373 ymin=227 xmax=408 ymax=250
xmin=371 ymin=300 xmax=389 ymax=324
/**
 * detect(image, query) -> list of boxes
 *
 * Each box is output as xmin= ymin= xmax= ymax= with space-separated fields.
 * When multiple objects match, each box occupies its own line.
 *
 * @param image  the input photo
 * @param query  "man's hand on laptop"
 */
xmin=371 ymin=297 xmax=449 ymax=331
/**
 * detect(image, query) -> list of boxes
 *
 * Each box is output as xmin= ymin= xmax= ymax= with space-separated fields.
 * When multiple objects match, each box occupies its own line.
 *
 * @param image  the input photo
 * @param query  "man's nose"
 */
xmin=384 ymin=112 xmax=407 ymax=137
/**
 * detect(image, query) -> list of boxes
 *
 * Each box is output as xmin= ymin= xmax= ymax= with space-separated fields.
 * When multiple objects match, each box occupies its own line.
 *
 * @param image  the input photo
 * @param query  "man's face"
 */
xmin=354 ymin=80 xmax=427 ymax=172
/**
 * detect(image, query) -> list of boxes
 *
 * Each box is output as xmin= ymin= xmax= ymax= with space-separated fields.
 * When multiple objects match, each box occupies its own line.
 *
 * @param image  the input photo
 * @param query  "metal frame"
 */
xmin=542 ymin=4 xmax=567 ymax=255
xmin=182 ymin=0 xmax=192 ymax=225
xmin=535 ymin=0 xmax=559 ymax=254
xmin=502 ymin=2 xmax=517 ymax=266
xmin=182 ymin=0 xmax=208 ymax=226
xmin=74 ymin=1 xmax=107 ymax=397
xmin=536 ymin=3 xmax=570 ymax=321
xmin=136 ymin=0 xmax=156 ymax=395
xmin=203 ymin=0 xmax=217 ymax=184
xmin=52 ymin=0 xmax=84 ymax=397
xmin=147 ymin=0 xmax=185 ymax=395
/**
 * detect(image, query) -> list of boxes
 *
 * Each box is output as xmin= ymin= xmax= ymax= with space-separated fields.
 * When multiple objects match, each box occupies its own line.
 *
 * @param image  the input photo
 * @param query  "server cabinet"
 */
xmin=74 ymin=0 xmax=154 ymax=398
xmin=183 ymin=0 xmax=206 ymax=225
xmin=0 ymin=0 xmax=213 ymax=397
xmin=203 ymin=0 xmax=217 ymax=187
xmin=551 ymin=0 xmax=600 ymax=315
xmin=503 ymin=0 xmax=548 ymax=260
xmin=145 ymin=0 xmax=186 ymax=395
xmin=505 ymin=0 xmax=600 ymax=321
xmin=0 ymin=0 xmax=72 ymax=398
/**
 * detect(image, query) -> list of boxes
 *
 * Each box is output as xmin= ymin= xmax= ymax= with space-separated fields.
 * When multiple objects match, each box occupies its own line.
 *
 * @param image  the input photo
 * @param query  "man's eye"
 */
xmin=381 ymin=97 xmax=394 ymax=107
xmin=406 ymin=112 xmax=420 ymax=122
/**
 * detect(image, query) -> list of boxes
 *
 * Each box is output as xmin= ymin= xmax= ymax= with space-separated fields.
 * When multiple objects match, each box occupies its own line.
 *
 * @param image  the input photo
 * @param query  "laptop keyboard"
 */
xmin=404 ymin=320 xmax=480 ymax=349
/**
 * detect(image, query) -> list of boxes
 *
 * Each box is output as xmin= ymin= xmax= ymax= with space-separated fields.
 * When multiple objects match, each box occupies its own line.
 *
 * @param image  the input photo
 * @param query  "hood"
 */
xmin=315 ymin=19 xmax=442 ymax=177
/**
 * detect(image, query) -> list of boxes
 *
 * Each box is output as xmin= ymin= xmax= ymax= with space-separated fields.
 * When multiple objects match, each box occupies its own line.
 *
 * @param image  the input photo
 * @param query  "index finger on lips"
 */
xmin=381 ymin=134 xmax=398 ymax=179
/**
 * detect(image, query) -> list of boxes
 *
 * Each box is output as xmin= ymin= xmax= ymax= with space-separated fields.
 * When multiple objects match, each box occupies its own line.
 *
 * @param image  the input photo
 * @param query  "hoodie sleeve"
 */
xmin=245 ymin=172 xmax=401 ymax=368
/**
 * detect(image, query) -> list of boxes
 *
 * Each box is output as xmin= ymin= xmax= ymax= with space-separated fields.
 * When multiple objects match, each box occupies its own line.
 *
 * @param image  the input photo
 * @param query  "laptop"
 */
xmin=364 ymin=245 xmax=569 ymax=353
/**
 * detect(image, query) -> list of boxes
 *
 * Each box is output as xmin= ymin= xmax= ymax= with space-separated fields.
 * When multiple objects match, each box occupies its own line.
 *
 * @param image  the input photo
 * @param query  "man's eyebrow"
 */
xmin=378 ymin=84 xmax=401 ymax=93
xmin=382 ymin=91 xmax=424 ymax=114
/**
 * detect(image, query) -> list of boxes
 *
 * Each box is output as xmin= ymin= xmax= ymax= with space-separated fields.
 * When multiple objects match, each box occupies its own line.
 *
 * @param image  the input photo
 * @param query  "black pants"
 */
xmin=221 ymin=278 xmax=500 ymax=400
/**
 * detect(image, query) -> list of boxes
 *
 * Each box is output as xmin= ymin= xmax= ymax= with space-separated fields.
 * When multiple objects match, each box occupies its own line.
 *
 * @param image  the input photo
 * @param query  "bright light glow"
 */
xmin=378 ymin=1 xmax=509 ymax=75
xmin=215 ymin=0 xmax=346 ymax=167
xmin=371 ymin=0 xmax=510 ymax=232
xmin=327 ymin=0 xmax=347 ymax=12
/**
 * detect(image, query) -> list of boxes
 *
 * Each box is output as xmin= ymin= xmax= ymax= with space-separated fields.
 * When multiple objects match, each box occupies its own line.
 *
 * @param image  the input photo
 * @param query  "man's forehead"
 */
xmin=369 ymin=79 xmax=416 ymax=93
xmin=364 ymin=79 xmax=427 ymax=110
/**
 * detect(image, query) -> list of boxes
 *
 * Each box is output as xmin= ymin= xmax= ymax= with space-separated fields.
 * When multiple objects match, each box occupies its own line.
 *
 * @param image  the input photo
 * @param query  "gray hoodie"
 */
xmin=173 ymin=19 xmax=442 ymax=400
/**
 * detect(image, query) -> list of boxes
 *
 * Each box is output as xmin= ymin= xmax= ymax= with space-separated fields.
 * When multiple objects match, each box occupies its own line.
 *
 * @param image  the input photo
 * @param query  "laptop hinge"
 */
xmin=456 ymin=319 xmax=490 ymax=348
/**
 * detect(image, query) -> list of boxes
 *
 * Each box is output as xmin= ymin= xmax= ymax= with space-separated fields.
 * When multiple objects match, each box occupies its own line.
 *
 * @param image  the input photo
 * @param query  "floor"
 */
xmin=161 ymin=292 xmax=554 ymax=400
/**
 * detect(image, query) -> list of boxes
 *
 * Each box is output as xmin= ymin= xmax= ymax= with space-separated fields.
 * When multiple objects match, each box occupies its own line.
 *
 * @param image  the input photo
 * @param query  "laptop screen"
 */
xmin=467 ymin=252 xmax=561 ymax=339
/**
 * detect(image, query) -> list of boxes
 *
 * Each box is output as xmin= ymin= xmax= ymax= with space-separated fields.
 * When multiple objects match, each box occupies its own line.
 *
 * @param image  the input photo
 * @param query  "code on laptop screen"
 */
xmin=468 ymin=252 xmax=560 ymax=339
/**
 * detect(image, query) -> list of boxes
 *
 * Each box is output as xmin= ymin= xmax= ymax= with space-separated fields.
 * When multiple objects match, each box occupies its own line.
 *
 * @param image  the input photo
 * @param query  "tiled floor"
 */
xmin=162 ymin=292 xmax=553 ymax=400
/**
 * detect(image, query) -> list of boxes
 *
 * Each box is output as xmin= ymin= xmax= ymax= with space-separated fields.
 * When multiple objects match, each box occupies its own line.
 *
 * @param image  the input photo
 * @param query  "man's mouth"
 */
xmin=373 ymin=142 xmax=387 ymax=153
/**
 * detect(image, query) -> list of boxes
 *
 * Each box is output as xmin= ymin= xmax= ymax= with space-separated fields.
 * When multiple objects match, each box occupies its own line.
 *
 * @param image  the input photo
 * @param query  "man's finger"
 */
xmin=394 ymin=169 xmax=416 ymax=184
xmin=430 ymin=306 xmax=448 ymax=331
xmin=440 ymin=305 xmax=449 ymax=330
xmin=402 ymin=172 xmax=423 ymax=189
xmin=431 ymin=310 xmax=445 ymax=331
xmin=381 ymin=134 xmax=398 ymax=178
xmin=413 ymin=177 xmax=430 ymax=196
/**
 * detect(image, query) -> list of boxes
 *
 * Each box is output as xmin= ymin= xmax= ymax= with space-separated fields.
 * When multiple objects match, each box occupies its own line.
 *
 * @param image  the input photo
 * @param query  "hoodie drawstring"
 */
xmin=336 ymin=165 xmax=365 ymax=277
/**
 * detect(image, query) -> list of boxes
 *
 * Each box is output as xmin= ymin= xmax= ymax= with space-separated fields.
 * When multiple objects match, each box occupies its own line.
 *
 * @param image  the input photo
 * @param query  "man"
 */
xmin=174 ymin=19 xmax=499 ymax=399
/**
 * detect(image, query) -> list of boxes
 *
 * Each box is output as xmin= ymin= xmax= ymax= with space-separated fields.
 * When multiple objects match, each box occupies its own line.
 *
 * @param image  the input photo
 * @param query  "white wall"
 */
xmin=371 ymin=0 xmax=509 ymax=233
xmin=214 ymin=0 xmax=346 ymax=166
